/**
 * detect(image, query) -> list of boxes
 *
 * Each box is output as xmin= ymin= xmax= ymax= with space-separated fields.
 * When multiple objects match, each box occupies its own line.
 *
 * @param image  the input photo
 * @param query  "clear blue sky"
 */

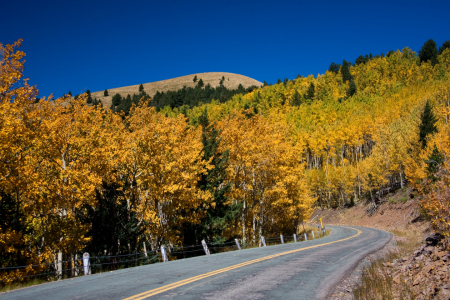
xmin=1 ymin=0 xmax=449 ymax=98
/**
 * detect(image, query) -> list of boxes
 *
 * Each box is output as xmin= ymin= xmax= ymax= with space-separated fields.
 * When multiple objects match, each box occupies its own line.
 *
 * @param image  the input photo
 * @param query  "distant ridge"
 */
xmin=91 ymin=72 xmax=262 ymax=108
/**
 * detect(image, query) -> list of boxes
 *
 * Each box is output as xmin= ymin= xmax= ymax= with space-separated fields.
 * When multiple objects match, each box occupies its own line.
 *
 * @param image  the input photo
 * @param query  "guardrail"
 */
xmin=0 ymin=225 xmax=326 ymax=284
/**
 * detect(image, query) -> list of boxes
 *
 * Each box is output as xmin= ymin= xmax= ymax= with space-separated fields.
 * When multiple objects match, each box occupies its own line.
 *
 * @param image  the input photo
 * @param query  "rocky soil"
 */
xmin=317 ymin=188 xmax=449 ymax=299
xmin=388 ymin=237 xmax=450 ymax=299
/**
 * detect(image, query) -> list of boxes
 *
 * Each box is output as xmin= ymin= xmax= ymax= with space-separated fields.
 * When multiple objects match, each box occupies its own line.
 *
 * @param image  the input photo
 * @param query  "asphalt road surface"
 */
xmin=1 ymin=226 xmax=391 ymax=300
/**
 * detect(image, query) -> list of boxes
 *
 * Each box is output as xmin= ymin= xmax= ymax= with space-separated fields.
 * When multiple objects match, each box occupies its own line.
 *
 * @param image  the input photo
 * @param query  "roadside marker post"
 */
xmin=304 ymin=233 xmax=307 ymax=241
xmin=320 ymin=218 xmax=323 ymax=229
xmin=235 ymin=239 xmax=241 ymax=250
xmin=83 ymin=252 xmax=90 ymax=276
xmin=294 ymin=234 xmax=297 ymax=242
xmin=143 ymin=242 xmax=148 ymax=257
xmin=161 ymin=245 xmax=168 ymax=262
xmin=312 ymin=231 xmax=315 ymax=239
xmin=57 ymin=251 xmax=62 ymax=279
xmin=280 ymin=235 xmax=284 ymax=244
xmin=201 ymin=240 xmax=210 ymax=255
xmin=261 ymin=236 xmax=267 ymax=247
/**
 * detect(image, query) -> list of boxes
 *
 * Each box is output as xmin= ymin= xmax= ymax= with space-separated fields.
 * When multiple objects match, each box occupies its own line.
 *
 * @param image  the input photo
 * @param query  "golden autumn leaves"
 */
xmin=0 ymin=40 xmax=315 ymax=282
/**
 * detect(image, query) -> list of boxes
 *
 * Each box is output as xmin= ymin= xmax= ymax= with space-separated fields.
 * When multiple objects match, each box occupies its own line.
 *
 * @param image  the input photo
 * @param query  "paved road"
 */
xmin=1 ymin=226 xmax=391 ymax=300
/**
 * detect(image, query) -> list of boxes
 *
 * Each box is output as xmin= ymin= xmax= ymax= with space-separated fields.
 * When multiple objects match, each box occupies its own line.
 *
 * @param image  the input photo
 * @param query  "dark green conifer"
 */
xmin=346 ymin=80 xmax=357 ymax=98
xmin=341 ymin=60 xmax=352 ymax=83
xmin=305 ymin=82 xmax=315 ymax=100
xmin=193 ymin=75 xmax=198 ymax=83
xmin=86 ymin=89 xmax=93 ymax=104
xmin=419 ymin=39 xmax=438 ymax=66
xmin=328 ymin=62 xmax=341 ymax=74
xmin=112 ymin=93 xmax=122 ymax=106
xmin=292 ymin=90 xmax=302 ymax=106
xmin=425 ymin=145 xmax=444 ymax=181
xmin=439 ymin=41 xmax=450 ymax=55
xmin=104 ymin=89 xmax=109 ymax=96
xmin=139 ymin=84 xmax=144 ymax=92
xmin=183 ymin=109 xmax=234 ymax=244
xmin=197 ymin=78 xmax=204 ymax=88
xmin=419 ymin=100 xmax=438 ymax=149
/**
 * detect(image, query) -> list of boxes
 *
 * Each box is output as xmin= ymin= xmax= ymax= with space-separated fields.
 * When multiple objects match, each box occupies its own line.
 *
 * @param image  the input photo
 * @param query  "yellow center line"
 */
xmin=124 ymin=227 xmax=362 ymax=300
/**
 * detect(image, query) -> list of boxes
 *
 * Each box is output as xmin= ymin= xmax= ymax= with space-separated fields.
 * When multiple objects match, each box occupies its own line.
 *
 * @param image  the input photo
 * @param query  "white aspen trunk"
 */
xmin=400 ymin=171 xmax=404 ymax=188
xmin=242 ymin=198 xmax=246 ymax=244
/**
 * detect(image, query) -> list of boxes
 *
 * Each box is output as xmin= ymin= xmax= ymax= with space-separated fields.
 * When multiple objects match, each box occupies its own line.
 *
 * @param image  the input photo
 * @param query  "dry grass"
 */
xmin=89 ymin=72 xmax=262 ymax=109
xmin=0 ymin=277 xmax=55 ymax=293
xmin=352 ymin=227 xmax=424 ymax=300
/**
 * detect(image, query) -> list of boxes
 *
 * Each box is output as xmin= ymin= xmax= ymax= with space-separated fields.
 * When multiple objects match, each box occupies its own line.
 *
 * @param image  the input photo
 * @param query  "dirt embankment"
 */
xmin=314 ymin=188 xmax=449 ymax=299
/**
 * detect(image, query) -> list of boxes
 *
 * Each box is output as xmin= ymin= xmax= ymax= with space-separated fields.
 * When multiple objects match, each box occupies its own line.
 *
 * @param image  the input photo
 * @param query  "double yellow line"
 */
xmin=124 ymin=227 xmax=361 ymax=300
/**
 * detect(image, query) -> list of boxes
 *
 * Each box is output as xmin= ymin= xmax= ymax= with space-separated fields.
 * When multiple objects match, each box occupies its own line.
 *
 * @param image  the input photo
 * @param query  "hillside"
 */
xmin=90 ymin=72 xmax=262 ymax=108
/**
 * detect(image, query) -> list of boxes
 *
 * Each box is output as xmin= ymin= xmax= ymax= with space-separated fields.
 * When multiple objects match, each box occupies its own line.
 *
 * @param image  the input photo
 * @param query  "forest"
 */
xmin=1 ymin=38 xmax=450 ymax=283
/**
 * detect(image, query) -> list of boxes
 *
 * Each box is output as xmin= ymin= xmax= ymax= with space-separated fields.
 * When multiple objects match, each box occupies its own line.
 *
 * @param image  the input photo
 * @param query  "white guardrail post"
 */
xmin=83 ymin=252 xmax=90 ymax=275
xmin=261 ymin=236 xmax=267 ymax=247
xmin=143 ymin=242 xmax=148 ymax=257
xmin=161 ymin=245 xmax=168 ymax=262
xmin=312 ymin=231 xmax=315 ymax=239
xmin=201 ymin=239 xmax=210 ymax=255
xmin=304 ymin=233 xmax=308 ymax=241
xmin=294 ymin=234 xmax=297 ymax=242
xmin=280 ymin=235 xmax=284 ymax=244
xmin=235 ymin=239 xmax=241 ymax=250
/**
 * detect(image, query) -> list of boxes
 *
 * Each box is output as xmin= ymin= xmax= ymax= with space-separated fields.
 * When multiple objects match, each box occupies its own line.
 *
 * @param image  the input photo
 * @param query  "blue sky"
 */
xmin=1 ymin=0 xmax=449 ymax=98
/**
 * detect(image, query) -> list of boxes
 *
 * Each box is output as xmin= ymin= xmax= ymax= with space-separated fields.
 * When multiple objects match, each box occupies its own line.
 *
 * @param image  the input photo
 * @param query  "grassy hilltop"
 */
xmin=90 ymin=72 xmax=262 ymax=109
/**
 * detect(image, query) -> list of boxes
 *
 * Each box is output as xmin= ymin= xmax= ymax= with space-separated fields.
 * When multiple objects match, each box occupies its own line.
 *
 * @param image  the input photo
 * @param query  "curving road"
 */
xmin=1 ymin=226 xmax=391 ymax=300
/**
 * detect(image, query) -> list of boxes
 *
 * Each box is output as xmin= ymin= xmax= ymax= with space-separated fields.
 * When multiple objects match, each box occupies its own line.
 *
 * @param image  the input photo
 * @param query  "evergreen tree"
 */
xmin=86 ymin=89 xmax=93 ymax=104
xmin=419 ymin=39 xmax=438 ymax=66
xmin=139 ymin=84 xmax=144 ymax=92
xmin=425 ymin=145 xmax=444 ymax=181
xmin=197 ymin=78 xmax=204 ymax=88
xmin=355 ymin=55 xmax=366 ymax=65
xmin=104 ymin=89 xmax=109 ymax=96
xmin=263 ymin=81 xmax=268 ymax=86
xmin=277 ymin=78 xmax=282 ymax=84
xmin=346 ymin=80 xmax=357 ymax=98
xmin=193 ymin=75 xmax=198 ymax=83
xmin=292 ymin=90 xmax=302 ymax=106
xmin=112 ymin=93 xmax=122 ymax=106
xmin=439 ymin=41 xmax=450 ymax=55
xmin=68 ymin=91 xmax=72 ymax=96
xmin=0 ymin=190 xmax=29 ymax=268
xmin=341 ymin=60 xmax=352 ymax=82
xmin=328 ymin=62 xmax=341 ymax=74
xmin=419 ymin=100 xmax=438 ymax=149
xmin=81 ymin=181 xmax=145 ymax=256
xmin=305 ymin=82 xmax=315 ymax=100
xmin=183 ymin=109 xmax=234 ymax=244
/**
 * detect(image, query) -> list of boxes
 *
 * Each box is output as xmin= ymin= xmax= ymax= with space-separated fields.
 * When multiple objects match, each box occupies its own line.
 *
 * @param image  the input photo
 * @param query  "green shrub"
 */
xmin=389 ymin=198 xmax=397 ymax=204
